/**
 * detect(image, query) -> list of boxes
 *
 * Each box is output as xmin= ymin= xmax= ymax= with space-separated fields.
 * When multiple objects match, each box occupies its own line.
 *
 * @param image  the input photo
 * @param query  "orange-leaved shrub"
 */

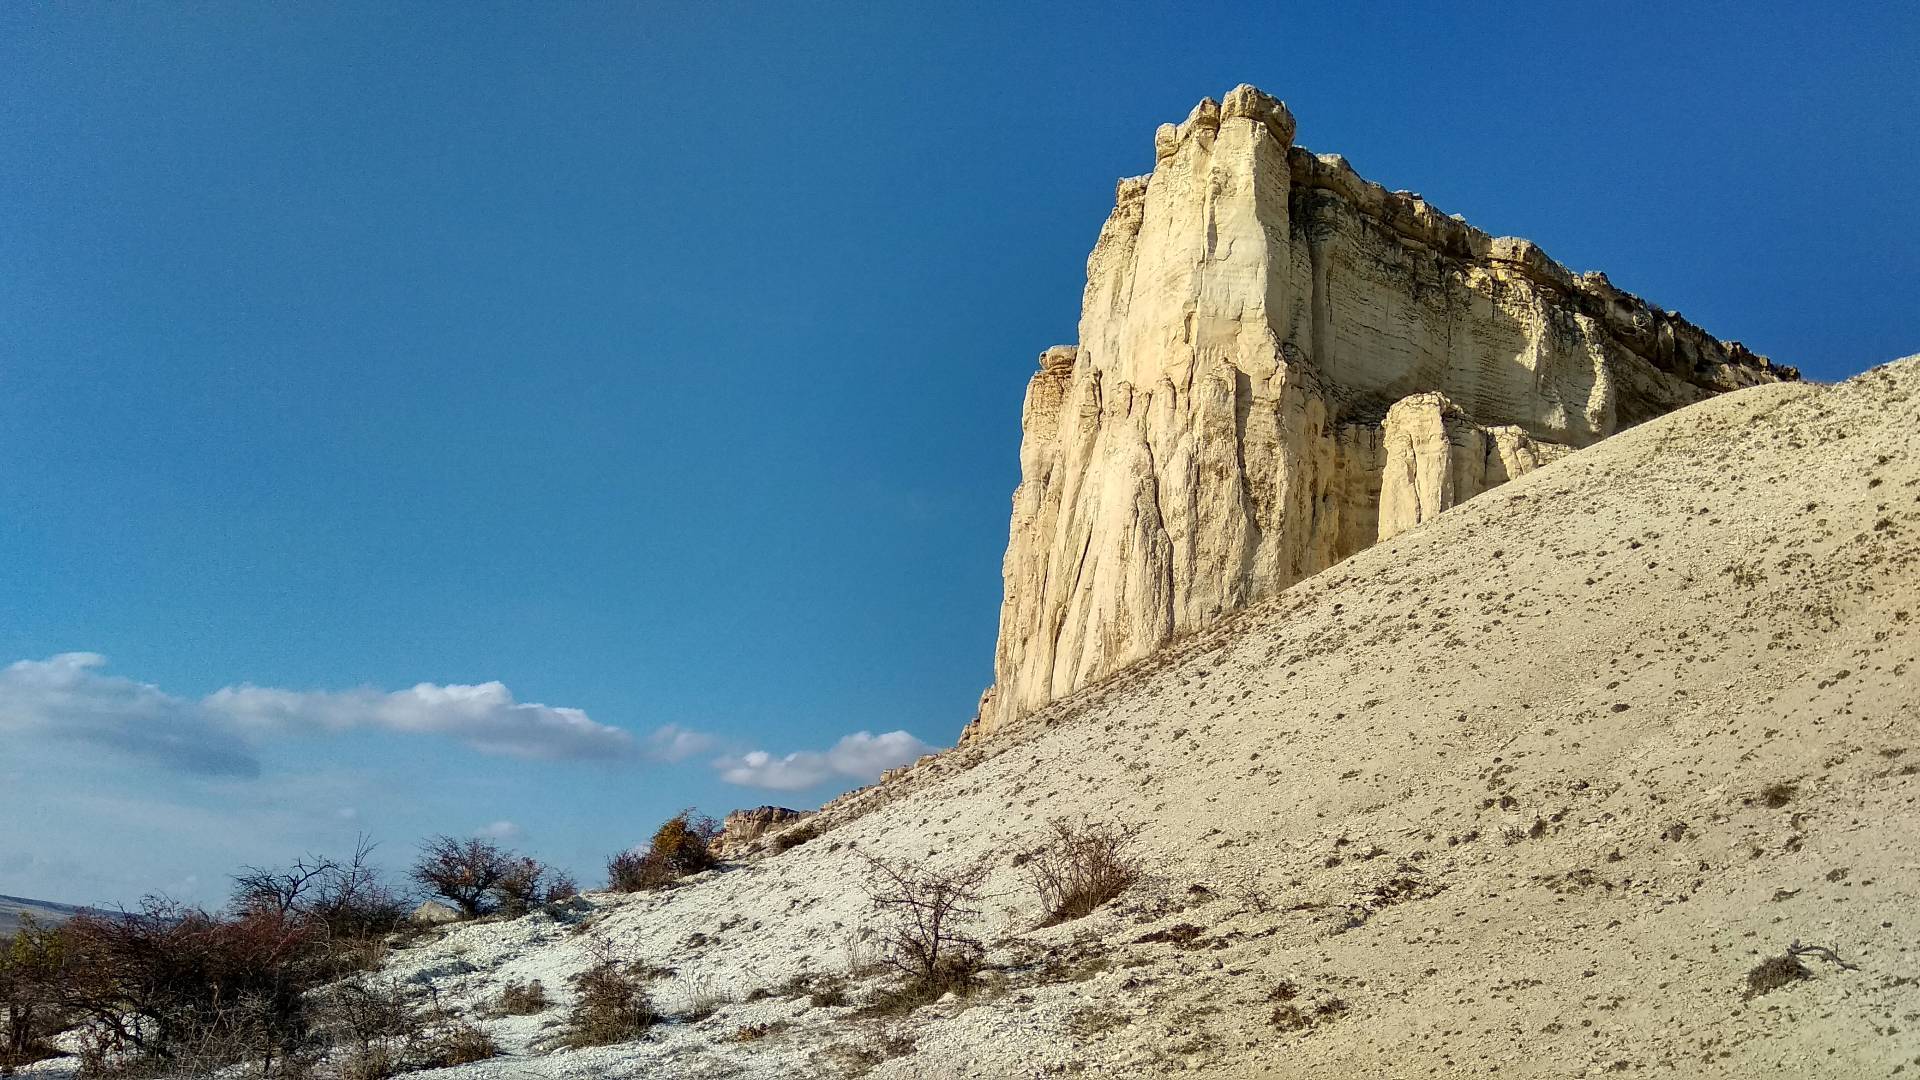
xmin=606 ymin=810 xmax=721 ymax=892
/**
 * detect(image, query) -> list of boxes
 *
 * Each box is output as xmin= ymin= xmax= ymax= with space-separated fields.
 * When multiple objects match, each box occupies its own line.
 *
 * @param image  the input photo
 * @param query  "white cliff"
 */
xmin=969 ymin=85 xmax=1795 ymax=740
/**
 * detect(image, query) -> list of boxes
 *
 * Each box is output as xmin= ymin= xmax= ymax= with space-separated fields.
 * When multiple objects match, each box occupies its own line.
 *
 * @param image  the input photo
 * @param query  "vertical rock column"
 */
xmin=986 ymin=88 xmax=1332 ymax=733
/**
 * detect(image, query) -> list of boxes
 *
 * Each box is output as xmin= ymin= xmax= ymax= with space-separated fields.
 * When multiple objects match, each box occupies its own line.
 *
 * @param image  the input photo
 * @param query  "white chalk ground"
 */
xmin=27 ymin=357 xmax=1920 ymax=1078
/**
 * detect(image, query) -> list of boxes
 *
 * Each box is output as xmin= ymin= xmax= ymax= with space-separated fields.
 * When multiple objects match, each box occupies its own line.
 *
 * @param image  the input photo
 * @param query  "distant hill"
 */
xmin=0 ymin=894 xmax=95 ymax=936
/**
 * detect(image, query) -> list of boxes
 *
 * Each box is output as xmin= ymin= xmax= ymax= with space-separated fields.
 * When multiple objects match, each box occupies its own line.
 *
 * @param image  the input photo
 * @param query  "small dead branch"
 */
xmin=1787 ymin=940 xmax=1859 ymax=971
xmin=858 ymin=852 xmax=988 ymax=1005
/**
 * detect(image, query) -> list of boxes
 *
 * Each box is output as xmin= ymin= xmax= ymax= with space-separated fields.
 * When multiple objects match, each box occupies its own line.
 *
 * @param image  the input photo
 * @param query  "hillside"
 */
xmin=258 ymin=355 xmax=1920 ymax=1080
xmin=0 ymin=896 xmax=93 ymax=938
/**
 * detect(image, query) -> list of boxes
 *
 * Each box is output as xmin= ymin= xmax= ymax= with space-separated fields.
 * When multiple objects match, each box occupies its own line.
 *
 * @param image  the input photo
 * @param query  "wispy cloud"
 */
xmin=642 ymin=723 xmax=718 ymax=763
xmin=207 ymin=680 xmax=632 ymax=760
xmin=474 ymin=820 xmax=525 ymax=840
xmin=0 ymin=653 xmax=261 ymax=777
xmin=715 ymin=730 xmax=935 ymax=792
xmin=0 ymin=652 xmax=675 ymax=774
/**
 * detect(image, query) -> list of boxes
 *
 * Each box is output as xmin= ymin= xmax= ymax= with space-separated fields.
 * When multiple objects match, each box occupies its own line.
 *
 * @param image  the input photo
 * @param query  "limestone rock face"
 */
xmin=711 ymin=806 xmax=809 ymax=857
xmin=967 ymin=85 xmax=1795 ymax=741
xmin=1375 ymin=393 xmax=1569 ymax=542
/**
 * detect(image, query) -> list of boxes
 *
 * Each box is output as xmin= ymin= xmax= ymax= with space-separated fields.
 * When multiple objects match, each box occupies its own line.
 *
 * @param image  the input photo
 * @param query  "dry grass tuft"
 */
xmin=1270 ymin=996 xmax=1350 ymax=1033
xmin=770 ymin=822 xmax=822 ymax=853
xmin=856 ymin=954 xmax=983 ymax=1017
xmin=1022 ymin=820 xmax=1143 ymax=926
xmin=677 ymin=975 xmax=731 ymax=1022
xmin=560 ymin=944 xmax=656 ymax=1048
xmin=490 ymin=979 xmax=547 ymax=1016
xmin=807 ymin=978 xmax=851 ymax=1008
xmin=417 ymin=1019 xmax=499 ymax=1068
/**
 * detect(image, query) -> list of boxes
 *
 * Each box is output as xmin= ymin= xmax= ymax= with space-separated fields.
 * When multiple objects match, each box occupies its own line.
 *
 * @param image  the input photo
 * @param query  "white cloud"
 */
xmin=474 ymin=820 xmax=524 ymax=841
xmin=0 ymin=653 xmax=261 ymax=777
xmin=207 ymin=679 xmax=633 ymax=760
xmin=642 ymin=723 xmax=719 ymax=763
xmin=715 ymin=730 xmax=936 ymax=792
xmin=0 ymin=652 xmax=646 ymax=773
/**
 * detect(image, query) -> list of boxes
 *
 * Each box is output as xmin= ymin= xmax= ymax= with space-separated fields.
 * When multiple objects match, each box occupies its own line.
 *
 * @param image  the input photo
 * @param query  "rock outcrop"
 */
xmin=967 ymin=85 xmax=1796 ymax=741
xmin=410 ymin=900 xmax=463 ymax=926
xmin=711 ymin=806 xmax=810 ymax=857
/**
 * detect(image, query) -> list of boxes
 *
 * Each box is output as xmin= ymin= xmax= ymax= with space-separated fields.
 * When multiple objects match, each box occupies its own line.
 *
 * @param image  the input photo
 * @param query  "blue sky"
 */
xmin=2 ymin=2 xmax=1914 ymax=908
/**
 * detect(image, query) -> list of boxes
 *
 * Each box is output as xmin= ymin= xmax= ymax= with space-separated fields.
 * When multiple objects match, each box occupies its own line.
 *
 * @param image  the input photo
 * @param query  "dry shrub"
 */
xmin=492 ymin=859 xmax=574 ymax=919
xmin=55 ymin=899 xmax=320 ymax=1076
xmin=337 ymin=1043 xmax=397 ymax=1080
xmin=544 ymin=872 xmax=579 ymax=904
xmin=312 ymin=978 xmax=496 ymax=1077
xmin=604 ymin=851 xmax=650 ymax=894
xmin=607 ymin=810 xmax=721 ymax=892
xmin=1743 ymin=955 xmax=1812 ymax=1000
xmin=411 ymin=836 xmax=570 ymax=920
xmin=858 ymin=853 xmax=988 ymax=1012
xmin=227 ymin=840 xmax=410 ymax=992
xmin=311 ymin=977 xmax=414 ymax=1076
xmin=1023 ymin=820 xmax=1143 ymax=925
xmin=411 ymin=835 xmax=512 ymax=917
xmin=1 ymin=917 xmax=69 ymax=1073
xmin=561 ymin=944 xmax=655 ymax=1048
xmin=232 ymin=836 xmax=407 ymax=949
xmin=769 ymin=822 xmax=821 ymax=853
xmin=491 ymin=980 xmax=547 ymax=1016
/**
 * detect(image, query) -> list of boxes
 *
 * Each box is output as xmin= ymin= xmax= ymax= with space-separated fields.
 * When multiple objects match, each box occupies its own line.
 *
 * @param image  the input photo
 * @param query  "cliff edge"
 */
xmin=969 ymin=85 xmax=1796 ymax=740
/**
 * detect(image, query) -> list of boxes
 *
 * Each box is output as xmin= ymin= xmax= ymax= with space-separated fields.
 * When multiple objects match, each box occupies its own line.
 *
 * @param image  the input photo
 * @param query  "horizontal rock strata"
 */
xmin=966 ymin=85 xmax=1795 ymax=741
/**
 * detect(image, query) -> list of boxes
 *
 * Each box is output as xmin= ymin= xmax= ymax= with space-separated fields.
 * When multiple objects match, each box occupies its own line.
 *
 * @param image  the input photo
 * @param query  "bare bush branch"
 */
xmin=1787 ymin=939 xmax=1860 ymax=971
xmin=859 ymin=851 xmax=988 ymax=1005
xmin=411 ymin=835 xmax=564 ymax=919
xmin=561 ymin=941 xmax=655 ymax=1048
xmin=1022 ymin=819 xmax=1143 ymax=925
xmin=234 ymin=836 xmax=406 ymax=947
